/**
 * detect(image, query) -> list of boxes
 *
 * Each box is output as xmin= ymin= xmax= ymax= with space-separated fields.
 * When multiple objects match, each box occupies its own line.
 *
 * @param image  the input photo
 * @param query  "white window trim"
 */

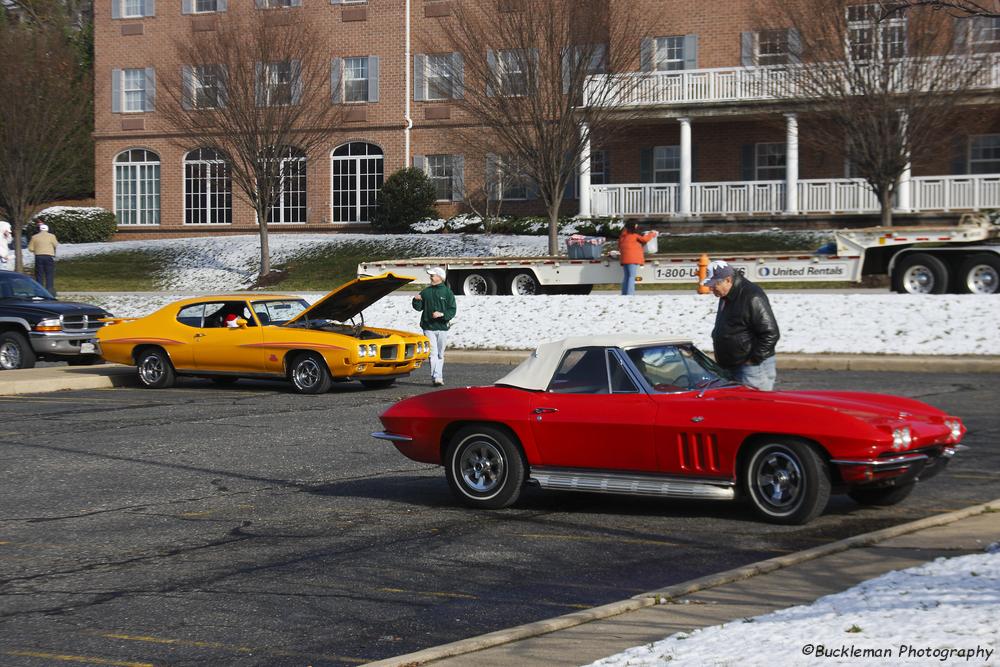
xmin=424 ymin=54 xmax=453 ymax=102
xmin=653 ymin=145 xmax=680 ymax=184
xmin=343 ymin=56 xmax=369 ymax=104
xmin=113 ymin=150 xmax=161 ymax=226
xmin=846 ymin=3 xmax=907 ymax=63
xmin=121 ymin=69 xmax=147 ymax=114
xmin=268 ymin=152 xmax=307 ymax=224
xmin=754 ymin=30 xmax=790 ymax=67
xmin=654 ymin=36 xmax=685 ymax=72
xmin=426 ymin=155 xmax=455 ymax=202
xmin=192 ymin=0 xmax=219 ymax=14
xmin=121 ymin=0 xmax=144 ymax=18
xmin=497 ymin=49 xmax=529 ymax=97
xmin=183 ymin=151 xmax=232 ymax=225
xmin=969 ymin=133 xmax=1000 ymax=173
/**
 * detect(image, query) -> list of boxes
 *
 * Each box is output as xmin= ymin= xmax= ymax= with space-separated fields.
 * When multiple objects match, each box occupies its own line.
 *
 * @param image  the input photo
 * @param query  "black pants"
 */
xmin=35 ymin=255 xmax=55 ymax=295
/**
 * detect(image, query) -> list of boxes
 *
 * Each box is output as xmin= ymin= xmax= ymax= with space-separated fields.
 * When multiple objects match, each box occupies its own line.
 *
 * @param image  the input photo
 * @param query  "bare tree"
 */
xmin=159 ymin=11 xmax=344 ymax=277
xmin=878 ymin=1 xmax=1000 ymax=17
xmin=438 ymin=0 xmax=643 ymax=255
xmin=762 ymin=0 xmax=991 ymax=226
xmin=0 ymin=23 xmax=92 ymax=271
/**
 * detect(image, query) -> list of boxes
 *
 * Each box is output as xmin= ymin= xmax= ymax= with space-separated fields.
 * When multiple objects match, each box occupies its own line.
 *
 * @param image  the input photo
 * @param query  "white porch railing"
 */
xmin=582 ymin=54 xmax=1000 ymax=108
xmin=590 ymin=174 xmax=1000 ymax=217
xmin=912 ymin=174 xmax=1000 ymax=211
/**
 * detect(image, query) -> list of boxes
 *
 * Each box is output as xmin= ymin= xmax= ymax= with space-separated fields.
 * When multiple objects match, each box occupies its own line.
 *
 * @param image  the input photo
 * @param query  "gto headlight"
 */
xmin=35 ymin=318 xmax=62 ymax=332
xmin=422 ymin=341 xmax=429 ymax=353
xmin=892 ymin=427 xmax=912 ymax=450
xmin=368 ymin=344 xmax=377 ymax=357
xmin=358 ymin=344 xmax=368 ymax=358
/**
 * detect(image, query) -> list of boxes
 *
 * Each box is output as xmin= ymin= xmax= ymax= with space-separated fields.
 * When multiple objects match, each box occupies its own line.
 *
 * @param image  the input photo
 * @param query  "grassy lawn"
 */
xmin=268 ymin=240 xmax=433 ymax=291
xmin=52 ymin=250 xmax=171 ymax=291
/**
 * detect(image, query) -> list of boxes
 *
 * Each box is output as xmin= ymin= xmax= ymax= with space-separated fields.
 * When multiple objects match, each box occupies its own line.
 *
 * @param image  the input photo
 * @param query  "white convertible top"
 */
xmin=495 ymin=334 xmax=691 ymax=391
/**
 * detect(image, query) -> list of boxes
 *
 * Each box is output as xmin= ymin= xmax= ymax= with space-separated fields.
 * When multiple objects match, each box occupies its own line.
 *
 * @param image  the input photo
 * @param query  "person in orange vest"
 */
xmin=617 ymin=221 xmax=657 ymax=295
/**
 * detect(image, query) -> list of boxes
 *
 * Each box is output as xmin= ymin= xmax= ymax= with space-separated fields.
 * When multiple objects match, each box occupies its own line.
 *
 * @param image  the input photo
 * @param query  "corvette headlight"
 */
xmin=892 ymin=427 xmax=912 ymax=450
xmin=358 ymin=344 xmax=368 ymax=358
xmin=35 ymin=318 xmax=62 ymax=332
xmin=368 ymin=344 xmax=377 ymax=357
xmin=944 ymin=419 xmax=963 ymax=441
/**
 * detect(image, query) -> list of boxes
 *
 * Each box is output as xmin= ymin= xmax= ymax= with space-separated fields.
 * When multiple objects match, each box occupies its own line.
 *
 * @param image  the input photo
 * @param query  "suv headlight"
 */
xmin=35 ymin=318 xmax=62 ymax=332
xmin=892 ymin=427 xmax=912 ymax=450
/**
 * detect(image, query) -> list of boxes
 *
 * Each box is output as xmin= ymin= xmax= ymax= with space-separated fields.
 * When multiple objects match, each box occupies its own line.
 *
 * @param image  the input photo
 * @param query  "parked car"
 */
xmin=97 ymin=273 xmax=431 ymax=393
xmin=374 ymin=335 xmax=966 ymax=524
xmin=0 ymin=270 xmax=109 ymax=369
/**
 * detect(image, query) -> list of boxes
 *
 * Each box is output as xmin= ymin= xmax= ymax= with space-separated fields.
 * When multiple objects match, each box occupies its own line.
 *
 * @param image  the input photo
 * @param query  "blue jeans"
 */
xmin=731 ymin=356 xmax=777 ymax=391
xmin=621 ymin=264 xmax=638 ymax=295
xmin=423 ymin=329 xmax=448 ymax=382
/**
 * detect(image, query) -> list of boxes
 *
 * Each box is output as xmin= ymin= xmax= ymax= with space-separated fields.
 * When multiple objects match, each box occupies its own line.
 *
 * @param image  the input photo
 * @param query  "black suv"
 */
xmin=0 ymin=270 xmax=111 ymax=369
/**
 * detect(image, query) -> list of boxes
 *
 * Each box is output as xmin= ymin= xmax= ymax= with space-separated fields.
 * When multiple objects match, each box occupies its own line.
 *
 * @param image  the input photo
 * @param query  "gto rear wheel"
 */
xmin=743 ymin=438 xmax=830 ymax=525
xmin=136 ymin=348 xmax=176 ymax=389
xmin=289 ymin=353 xmax=332 ymax=394
xmin=445 ymin=425 xmax=525 ymax=509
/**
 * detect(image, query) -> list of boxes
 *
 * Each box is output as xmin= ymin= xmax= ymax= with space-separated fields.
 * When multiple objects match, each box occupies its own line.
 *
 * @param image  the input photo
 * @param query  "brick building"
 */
xmin=94 ymin=0 xmax=1000 ymax=237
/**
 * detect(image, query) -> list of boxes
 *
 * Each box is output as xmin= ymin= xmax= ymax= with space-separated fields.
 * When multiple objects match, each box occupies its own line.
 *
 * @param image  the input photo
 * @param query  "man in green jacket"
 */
xmin=412 ymin=267 xmax=456 ymax=386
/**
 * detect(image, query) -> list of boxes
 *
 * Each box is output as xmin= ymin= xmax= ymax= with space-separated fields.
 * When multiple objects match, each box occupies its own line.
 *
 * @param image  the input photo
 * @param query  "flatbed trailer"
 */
xmin=358 ymin=218 xmax=1000 ymax=296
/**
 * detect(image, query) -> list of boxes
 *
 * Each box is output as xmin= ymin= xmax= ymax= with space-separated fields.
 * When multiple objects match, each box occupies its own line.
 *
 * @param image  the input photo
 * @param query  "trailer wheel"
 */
xmin=506 ymin=271 xmax=541 ymax=296
xmin=455 ymin=271 xmax=498 ymax=296
xmin=957 ymin=254 xmax=1000 ymax=295
xmin=891 ymin=253 xmax=949 ymax=295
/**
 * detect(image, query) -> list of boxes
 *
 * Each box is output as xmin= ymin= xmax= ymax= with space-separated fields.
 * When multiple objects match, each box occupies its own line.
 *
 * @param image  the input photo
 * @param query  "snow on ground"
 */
xmin=47 ymin=233 xmax=552 ymax=290
xmin=587 ymin=547 xmax=1000 ymax=667
xmin=77 ymin=292 xmax=1000 ymax=356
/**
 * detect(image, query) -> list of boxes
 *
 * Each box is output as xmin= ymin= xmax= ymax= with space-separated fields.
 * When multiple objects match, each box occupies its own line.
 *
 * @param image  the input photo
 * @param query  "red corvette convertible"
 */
xmin=374 ymin=336 xmax=966 ymax=524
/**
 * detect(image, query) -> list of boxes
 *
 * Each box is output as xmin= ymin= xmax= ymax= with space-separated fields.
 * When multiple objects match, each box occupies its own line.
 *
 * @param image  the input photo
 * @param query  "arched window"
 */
xmin=114 ymin=149 xmax=160 ymax=225
xmin=184 ymin=147 xmax=232 ymax=225
xmin=331 ymin=142 xmax=384 ymax=224
xmin=268 ymin=146 xmax=306 ymax=224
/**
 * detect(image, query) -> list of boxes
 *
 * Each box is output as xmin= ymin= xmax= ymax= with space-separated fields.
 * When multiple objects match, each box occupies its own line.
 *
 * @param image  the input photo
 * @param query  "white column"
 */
xmin=784 ymin=112 xmax=799 ymax=215
xmin=896 ymin=110 xmax=912 ymax=212
xmin=679 ymin=117 xmax=691 ymax=216
xmin=578 ymin=122 xmax=592 ymax=217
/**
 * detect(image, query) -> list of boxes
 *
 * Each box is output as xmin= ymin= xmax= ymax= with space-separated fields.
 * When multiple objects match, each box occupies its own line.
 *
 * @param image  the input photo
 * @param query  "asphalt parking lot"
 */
xmin=1 ymin=365 xmax=998 ymax=666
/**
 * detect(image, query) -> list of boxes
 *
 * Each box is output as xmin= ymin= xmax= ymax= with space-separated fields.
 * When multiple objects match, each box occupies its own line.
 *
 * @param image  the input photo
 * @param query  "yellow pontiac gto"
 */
xmin=97 ymin=273 xmax=430 ymax=393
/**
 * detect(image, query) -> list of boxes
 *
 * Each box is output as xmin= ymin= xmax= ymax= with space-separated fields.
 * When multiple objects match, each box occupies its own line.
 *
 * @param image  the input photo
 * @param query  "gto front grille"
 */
xmin=380 ymin=345 xmax=399 ymax=361
xmin=404 ymin=343 xmax=416 ymax=359
xmin=61 ymin=315 xmax=105 ymax=332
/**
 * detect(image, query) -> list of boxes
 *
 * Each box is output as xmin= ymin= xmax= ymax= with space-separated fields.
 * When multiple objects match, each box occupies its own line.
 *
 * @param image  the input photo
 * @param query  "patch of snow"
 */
xmin=77 ymin=292 xmax=1000 ymax=356
xmin=588 ymin=550 xmax=1000 ymax=667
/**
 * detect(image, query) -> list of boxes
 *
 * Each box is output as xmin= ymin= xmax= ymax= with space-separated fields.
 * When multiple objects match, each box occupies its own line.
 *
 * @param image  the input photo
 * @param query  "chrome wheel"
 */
xmin=901 ymin=265 xmax=936 ymax=294
xmin=965 ymin=263 xmax=999 ymax=294
xmin=290 ymin=353 xmax=331 ymax=394
xmin=0 ymin=340 xmax=22 ymax=370
xmin=139 ymin=355 xmax=165 ymax=385
xmin=743 ymin=439 xmax=831 ymax=525
xmin=459 ymin=438 xmax=505 ymax=494
xmin=754 ymin=450 xmax=803 ymax=510
xmin=293 ymin=358 xmax=321 ymax=389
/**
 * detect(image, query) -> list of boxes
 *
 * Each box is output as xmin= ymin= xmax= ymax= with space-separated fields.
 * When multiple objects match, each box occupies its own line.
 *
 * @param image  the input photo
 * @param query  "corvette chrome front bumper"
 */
xmin=832 ymin=445 xmax=965 ymax=486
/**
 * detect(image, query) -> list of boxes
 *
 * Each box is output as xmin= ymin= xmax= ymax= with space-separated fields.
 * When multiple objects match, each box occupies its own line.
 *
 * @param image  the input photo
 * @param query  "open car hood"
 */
xmin=288 ymin=273 xmax=413 ymax=324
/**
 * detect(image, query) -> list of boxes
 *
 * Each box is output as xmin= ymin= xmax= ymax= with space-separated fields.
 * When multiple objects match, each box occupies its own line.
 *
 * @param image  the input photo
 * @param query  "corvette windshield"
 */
xmin=626 ymin=344 xmax=735 ymax=393
xmin=251 ymin=299 xmax=309 ymax=325
xmin=0 ymin=273 xmax=53 ymax=300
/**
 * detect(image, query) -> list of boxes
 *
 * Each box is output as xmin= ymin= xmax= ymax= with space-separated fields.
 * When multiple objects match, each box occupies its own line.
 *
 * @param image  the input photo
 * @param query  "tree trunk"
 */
xmin=880 ymin=188 xmax=894 ymax=228
xmin=257 ymin=208 xmax=271 ymax=277
xmin=548 ymin=203 xmax=560 ymax=256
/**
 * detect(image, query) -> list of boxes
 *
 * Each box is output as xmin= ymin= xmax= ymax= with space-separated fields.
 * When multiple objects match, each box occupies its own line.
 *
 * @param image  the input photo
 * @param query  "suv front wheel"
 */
xmin=0 ymin=331 xmax=36 ymax=370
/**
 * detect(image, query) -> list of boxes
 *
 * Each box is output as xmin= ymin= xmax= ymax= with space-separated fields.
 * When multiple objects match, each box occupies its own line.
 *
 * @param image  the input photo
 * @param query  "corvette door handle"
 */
xmin=533 ymin=407 xmax=558 ymax=414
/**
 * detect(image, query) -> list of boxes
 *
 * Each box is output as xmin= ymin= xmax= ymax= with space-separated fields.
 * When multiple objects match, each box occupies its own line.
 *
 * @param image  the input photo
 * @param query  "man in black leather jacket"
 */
xmin=702 ymin=260 xmax=780 ymax=390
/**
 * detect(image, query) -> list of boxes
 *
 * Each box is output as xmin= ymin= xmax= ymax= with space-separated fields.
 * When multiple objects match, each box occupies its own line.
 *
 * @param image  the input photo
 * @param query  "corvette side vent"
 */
xmin=678 ymin=433 xmax=721 ymax=472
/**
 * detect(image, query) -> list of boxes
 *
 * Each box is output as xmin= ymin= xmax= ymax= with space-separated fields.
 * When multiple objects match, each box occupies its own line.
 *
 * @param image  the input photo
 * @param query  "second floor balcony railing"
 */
xmin=581 ymin=54 xmax=1000 ymax=108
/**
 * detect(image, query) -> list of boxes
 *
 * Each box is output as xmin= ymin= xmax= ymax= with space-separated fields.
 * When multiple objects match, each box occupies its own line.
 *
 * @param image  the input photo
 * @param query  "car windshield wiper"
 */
xmin=696 ymin=377 xmax=737 ymax=397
